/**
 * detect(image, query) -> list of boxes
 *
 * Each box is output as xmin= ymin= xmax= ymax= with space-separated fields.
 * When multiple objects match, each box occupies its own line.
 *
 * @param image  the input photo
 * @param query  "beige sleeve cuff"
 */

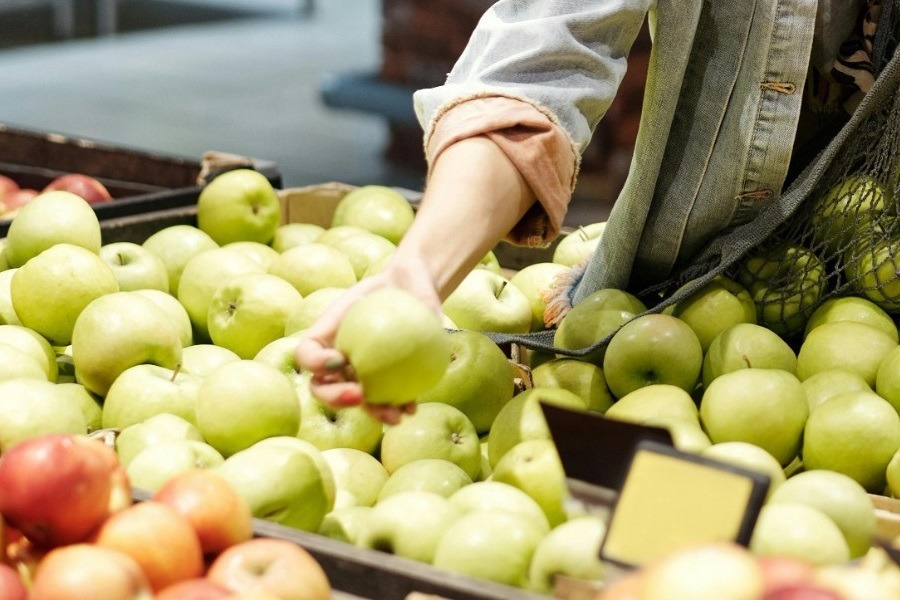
xmin=423 ymin=95 xmax=580 ymax=247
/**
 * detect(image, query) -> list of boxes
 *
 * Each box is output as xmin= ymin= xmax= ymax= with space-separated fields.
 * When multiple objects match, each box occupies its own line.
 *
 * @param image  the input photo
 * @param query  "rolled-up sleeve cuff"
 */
xmin=423 ymin=94 xmax=581 ymax=247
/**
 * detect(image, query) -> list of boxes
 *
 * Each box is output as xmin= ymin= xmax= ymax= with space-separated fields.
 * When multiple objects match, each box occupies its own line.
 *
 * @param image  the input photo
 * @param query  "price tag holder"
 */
xmin=599 ymin=440 xmax=770 ymax=569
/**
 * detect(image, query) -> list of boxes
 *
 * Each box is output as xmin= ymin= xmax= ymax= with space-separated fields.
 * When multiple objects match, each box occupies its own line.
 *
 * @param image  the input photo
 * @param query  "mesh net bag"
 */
xmin=488 ymin=3 xmax=900 ymax=357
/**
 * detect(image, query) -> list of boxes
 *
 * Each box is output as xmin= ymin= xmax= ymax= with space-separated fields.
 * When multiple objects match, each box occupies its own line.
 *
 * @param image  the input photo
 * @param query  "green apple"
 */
xmin=11 ymin=243 xmax=119 ymax=346
xmin=442 ymin=269 xmax=532 ymax=334
xmin=0 ymin=269 xmax=21 ymax=326
xmin=142 ymin=224 xmax=219 ymax=295
xmin=207 ymin=272 xmax=304 ymax=359
xmin=180 ymin=343 xmax=241 ymax=377
xmin=320 ymin=448 xmax=389 ymax=509
xmin=660 ymin=419 xmax=712 ymax=454
xmin=750 ymin=503 xmax=850 ymax=566
xmin=194 ymin=360 xmax=300 ymax=457
xmin=532 ymin=358 xmax=615 ymax=413
xmin=0 ymin=379 xmax=86 ymax=452
xmin=330 ymin=185 xmax=415 ymax=245
xmin=196 ymin=169 xmax=281 ymax=245
xmin=253 ymin=336 xmax=304 ymax=382
xmin=268 ymin=242 xmax=357 ymax=297
xmin=126 ymin=439 xmax=224 ymax=493
xmin=377 ymin=458 xmax=472 ymax=502
xmin=0 ymin=343 xmax=47 ymax=382
xmin=738 ymin=243 xmax=826 ymax=338
xmin=448 ymin=481 xmax=550 ymax=532
xmin=295 ymin=375 xmax=383 ymax=453
xmin=552 ymin=222 xmax=606 ymax=267
xmin=271 ymin=222 xmax=325 ymax=253
xmin=803 ymin=296 xmax=898 ymax=342
xmin=768 ymin=470 xmax=875 ymax=559
xmin=700 ymin=368 xmax=808 ymax=466
xmin=215 ymin=442 xmax=332 ymax=532
xmin=876 ymin=345 xmax=900 ymax=414
xmin=357 ymin=491 xmax=462 ymax=563
xmin=415 ymin=329 xmax=515 ymax=433
xmin=605 ymin=383 xmax=700 ymax=425
xmin=528 ymin=515 xmax=606 ymax=594
xmin=99 ymin=241 xmax=170 ymax=292
xmin=802 ymin=391 xmax=900 ymax=492
xmin=702 ymin=322 xmax=798 ymax=389
xmin=603 ymin=313 xmax=703 ymax=398
xmin=177 ymin=247 xmax=265 ymax=341
xmin=850 ymin=235 xmax=900 ymax=311
xmin=553 ymin=288 xmax=647 ymax=366
xmin=318 ymin=228 xmax=396 ymax=280
xmin=223 ymin=241 xmax=280 ymax=271
xmin=334 ymin=287 xmax=450 ymax=406
xmin=380 ymin=402 xmax=481 ymax=479
xmin=796 ymin=321 xmax=896 ymax=386
xmin=315 ymin=225 xmax=368 ymax=246
xmin=318 ymin=506 xmax=373 ymax=544
xmin=58 ymin=382 xmax=103 ymax=432
xmin=809 ymin=175 xmax=886 ymax=258
xmin=492 ymin=438 xmax=569 ymax=527
xmin=802 ymin=369 xmax=871 ymax=413
xmin=252 ymin=436 xmax=336 ymax=510
xmin=664 ymin=275 xmax=757 ymax=352
xmin=0 ymin=325 xmax=57 ymax=382
xmin=487 ymin=386 xmax=586 ymax=468
xmin=700 ymin=442 xmax=785 ymax=499
xmin=432 ymin=509 xmax=547 ymax=587
xmin=115 ymin=412 xmax=205 ymax=467
xmin=476 ymin=250 xmax=502 ymax=274
xmin=101 ymin=364 xmax=203 ymax=429
xmin=361 ymin=252 xmax=395 ymax=279
xmin=887 ymin=448 xmax=900 ymax=497
xmin=508 ymin=262 xmax=569 ymax=331
xmin=283 ymin=287 xmax=345 ymax=335
xmin=72 ymin=291 xmax=183 ymax=397
xmin=132 ymin=289 xmax=193 ymax=349
xmin=4 ymin=191 xmax=101 ymax=267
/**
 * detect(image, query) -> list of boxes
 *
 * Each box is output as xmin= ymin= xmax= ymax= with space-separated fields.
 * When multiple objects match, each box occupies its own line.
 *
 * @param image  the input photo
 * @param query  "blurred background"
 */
xmin=0 ymin=0 xmax=650 ymax=226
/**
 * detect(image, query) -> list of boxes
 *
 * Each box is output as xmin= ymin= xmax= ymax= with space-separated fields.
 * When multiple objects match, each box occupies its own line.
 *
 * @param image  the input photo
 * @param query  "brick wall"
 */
xmin=380 ymin=0 xmax=651 ymax=202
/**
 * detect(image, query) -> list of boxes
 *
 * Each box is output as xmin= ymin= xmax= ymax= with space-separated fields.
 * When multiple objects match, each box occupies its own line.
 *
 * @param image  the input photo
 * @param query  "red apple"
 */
xmin=91 ymin=501 xmax=204 ymax=592
xmin=5 ymin=536 xmax=45 ymax=590
xmin=758 ymin=556 xmax=816 ymax=594
xmin=0 ymin=562 xmax=26 ymax=600
xmin=154 ymin=577 xmax=231 ymax=599
xmin=207 ymin=538 xmax=331 ymax=600
xmin=153 ymin=468 xmax=253 ymax=556
xmin=0 ymin=434 xmax=131 ymax=548
xmin=0 ymin=175 xmax=19 ymax=201
xmin=29 ymin=544 xmax=151 ymax=600
xmin=763 ymin=584 xmax=843 ymax=599
xmin=2 ymin=189 xmax=39 ymax=214
xmin=43 ymin=174 xmax=113 ymax=204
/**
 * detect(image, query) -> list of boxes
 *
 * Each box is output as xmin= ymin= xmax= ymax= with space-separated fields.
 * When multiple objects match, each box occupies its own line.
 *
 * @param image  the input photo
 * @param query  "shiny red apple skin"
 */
xmin=153 ymin=468 xmax=253 ymax=556
xmin=758 ymin=556 xmax=817 ymax=594
xmin=207 ymin=538 xmax=331 ymax=600
xmin=28 ymin=544 xmax=152 ymax=600
xmin=3 ymin=189 xmax=39 ymax=212
xmin=43 ymin=174 xmax=113 ymax=204
xmin=0 ymin=175 xmax=19 ymax=200
xmin=0 ymin=434 xmax=129 ymax=548
xmin=0 ymin=562 xmax=27 ymax=600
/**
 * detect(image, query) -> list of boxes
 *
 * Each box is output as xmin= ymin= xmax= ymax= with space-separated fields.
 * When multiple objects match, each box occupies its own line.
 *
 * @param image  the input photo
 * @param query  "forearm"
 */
xmin=393 ymin=136 xmax=537 ymax=300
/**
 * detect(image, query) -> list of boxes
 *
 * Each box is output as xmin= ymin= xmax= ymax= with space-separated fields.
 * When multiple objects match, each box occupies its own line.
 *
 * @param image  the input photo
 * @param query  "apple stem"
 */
xmin=741 ymin=355 xmax=752 ymax=369
xmin=497 ymin=281 xmax=507 ymax=299
xmin=171 ymin=363 xmax=182 ymax=382
xmin=577 ymin=226 xmax=588 ymax=241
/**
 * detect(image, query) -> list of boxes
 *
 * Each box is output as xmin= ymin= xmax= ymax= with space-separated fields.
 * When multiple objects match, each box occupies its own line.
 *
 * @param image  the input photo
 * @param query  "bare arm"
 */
xmin=294 ymin=135 xmax=536 ymax=422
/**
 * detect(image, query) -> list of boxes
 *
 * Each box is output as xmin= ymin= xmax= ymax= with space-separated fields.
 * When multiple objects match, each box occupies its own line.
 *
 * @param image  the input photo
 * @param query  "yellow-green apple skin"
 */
xmin=876 ymin=345 xmax=900 ymax=414
xmin=0 ymin=379 xmax=87 ymax=452
xmin=803 ymin=296 xmax=899 ymax=343
xmin=58 ymin=382 xmax=102 ymax=432
xmin=376 ymin=459 xmax=472 ymax=502
xmin=492 ymin=438 xmax=569 ymax=527
xmin=700 ymin=442 xmax=786 ymax=500
xmin=101 ymin=364 xmax=203 ymax=430
xmin=223 ymin=241 xmax=280 ymax=271
xmin=4 ymin=191 xmax=102 ymax=268
xmin=295 ymin=376 xmax=383 ymax=454
xmin=528 ymin=515 xmax=606 ymax=594
xmin=330 ymin=185 xmax=415 ymax=245
xmin=702 ymin=322 xmax=797 ymax=389
xmin=448 ymin=481 xmax=550 ymax=533
xmin=11 ymin=243 xmax=119 ymax=346
xmin=603 ymin=313 xmax=703 ymax=398
xmin=750 ymin=503 xmax=850 ymax=566
xmin=114 ymin=413 xmax=205 ymax=467
xmin=334 ymin=287 xmax=450 ymax=406
xmin=380 ymin=402 xmax=481 ymax=480
xmin=605 ymin=384 xmax=700 ymax=426
xmin=509 ymin=262 xmax=569 ymax=331
xmin=664 ymin=275 xmax=757 ymax=352
xmin=0 ymin=324 xmax=58 ymax=381
xmin=552 ymin=222 xmax=606 ymax=267
xmin=552 ymin=287 xmax=646 ymax=366
xmin=416 ymin=329 xmax=515 ymax=434
xmin=357 ymin=491 xmax=462 ymax=564
xmin=0 ymin=343 xmax=47 ymax=383
xmin=0 ymin=269 xmax=21 ymax=326
xmin=802 ymin=369 xmax=871 ymax=413
xmin=802 ymin=391 xmax=900 ymax=492
xmin=768 ymin=469 xmax=876 ymax=559
xmin=700 ymin=368 xmax=808 ymax=466
xmin=99 ymin=242 xmax=170 ymax=293
xmin=441 ymin=269 xmax=532 ymax=334
xmin=71 ymin=291 xmax=182 ymax=397
xmin=809 ymin=175 xmax=886 ymax=257
xmin=796 ymin=321 xmax=896 ymax=387
xmin=850 ymin=235 xmax=900 ymax=312
xmin=271 ymin=222 xmax=325 ymax=253
xmin=532 ymin=358 xmax=615 ymax=413
xmin=321 ymin=448 xmax=389 ymax=510
xmin=196 ymin=169 xmax=281 ymax=246
xmin=132 ymin=289 xmax=193 ymax=349
xmin=180 ymin=344 xmax=241 ymax=377
xmin=142 ymin=224 xmax=219 ymax=295
xmin=252 ymin=436 xmax=336 ymax=510
xmin=125 ymin=439 xmax=224 ymax=493
xmin=887 ymin=449 xmax=900 ymax=497
xmin=194 ymin=360 xmax=299 ymax=457
xmin=284 ymin=287 xmax=345 ymax=335
xmin=318 ymin=506 xmax=373 ymax=544
xmin=268 ymin=243 xmax=356 ymax=297
xmin=319 ymin=229 xmax=396 ymax=280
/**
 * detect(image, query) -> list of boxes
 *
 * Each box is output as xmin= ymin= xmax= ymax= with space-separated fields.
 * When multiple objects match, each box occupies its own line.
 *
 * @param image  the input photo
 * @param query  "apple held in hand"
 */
xmin=0 ymin=434 xmax=131 ymax=548
xmin=334 ymin=287 xmax=450 ymax=405
xmin=442 ymin=269 xmax=532 ymax=334
xmin=331 ymin=184 xmax=415 ymax=244
xmin=196 ymin=169 xmax=281 ymax=246
xmin=43 ymin=173 xmax=113 ymax=204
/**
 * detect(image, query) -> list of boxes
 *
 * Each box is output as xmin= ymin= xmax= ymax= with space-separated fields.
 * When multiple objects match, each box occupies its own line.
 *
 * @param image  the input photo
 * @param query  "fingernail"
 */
xmin=324 ymin=356 xmax=346 ymax=371
xmin=336 ymin=389 xmax=359 ymax=406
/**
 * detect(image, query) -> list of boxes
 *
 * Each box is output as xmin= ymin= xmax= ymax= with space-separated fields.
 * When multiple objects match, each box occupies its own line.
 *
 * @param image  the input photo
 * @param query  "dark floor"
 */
xmin=0 ymin=0 xmax=610 ymax=225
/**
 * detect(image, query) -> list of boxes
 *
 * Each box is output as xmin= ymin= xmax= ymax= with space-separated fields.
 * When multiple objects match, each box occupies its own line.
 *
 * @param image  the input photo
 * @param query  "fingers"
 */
xmin=364 ymin=402 xmax=417 ymax=426
xmin=294 ymin=336 xmax=345 ymax=374
xmin=309 ymin=380 xmax=365 ymax=408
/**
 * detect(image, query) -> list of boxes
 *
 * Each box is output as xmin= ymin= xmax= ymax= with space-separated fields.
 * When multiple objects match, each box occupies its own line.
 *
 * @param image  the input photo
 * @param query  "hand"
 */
xmin=294 ymin=256 xmax=442 ymax=425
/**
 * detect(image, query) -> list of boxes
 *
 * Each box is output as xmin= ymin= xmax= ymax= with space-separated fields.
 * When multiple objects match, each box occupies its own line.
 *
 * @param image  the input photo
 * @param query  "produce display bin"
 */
xmin=0 ymin=123 xmax=281 ymax=236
